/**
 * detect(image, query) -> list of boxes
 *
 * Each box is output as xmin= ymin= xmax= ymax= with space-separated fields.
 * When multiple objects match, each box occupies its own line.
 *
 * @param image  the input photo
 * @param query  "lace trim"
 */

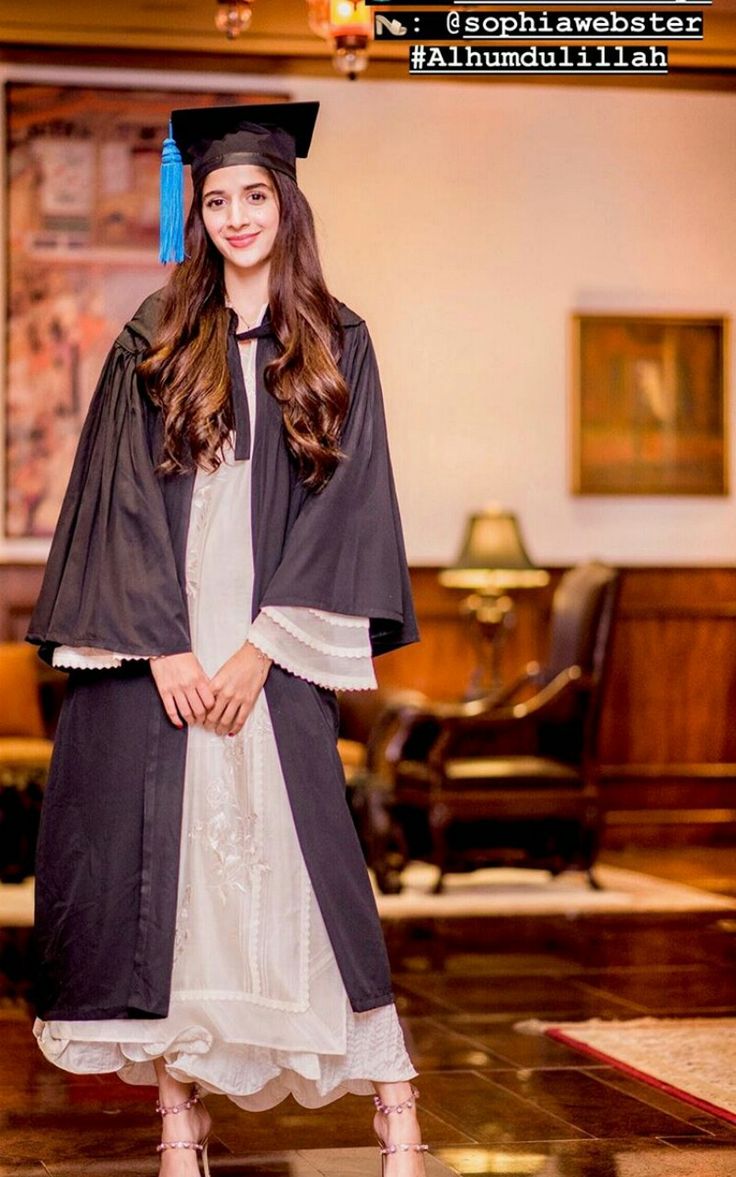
xmin=175 ymin=703 xmax=311 ymax=1012
xmin=258 ymin=609 xmax=372 ymax=659
xmin=247 ymin=629 xmax=377 ymax=692
xmin=52 ymin=648 xmax=153 ymax=670
xmin=241 ymin=703 xmax=305 ymax=1009
xmin=187 ymin=726 xmax=270 ymax=904
xmin=185 ymin=482 xmax=214 ymax=604
xmin=173 ymin=884 xmax=192 ymax=965
xmin=170 ymin=989 xmax=312 ymax=1007
xmin=306 ymin=608 xmax=366 ymax=628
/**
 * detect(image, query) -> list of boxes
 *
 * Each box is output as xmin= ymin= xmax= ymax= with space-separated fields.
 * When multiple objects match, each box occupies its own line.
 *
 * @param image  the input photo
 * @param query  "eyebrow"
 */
xmin=203 ymin=182 xmax=271 ymax=198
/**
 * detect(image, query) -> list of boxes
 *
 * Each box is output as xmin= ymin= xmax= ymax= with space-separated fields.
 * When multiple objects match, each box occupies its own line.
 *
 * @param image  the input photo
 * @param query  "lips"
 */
xmin=226 ymin=233 xmax=259 ymax=246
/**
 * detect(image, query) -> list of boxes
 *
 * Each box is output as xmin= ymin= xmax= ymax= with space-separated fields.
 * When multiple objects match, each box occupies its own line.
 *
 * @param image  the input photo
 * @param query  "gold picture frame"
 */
xmin=571 ymin=312 xmax=729 ymax=496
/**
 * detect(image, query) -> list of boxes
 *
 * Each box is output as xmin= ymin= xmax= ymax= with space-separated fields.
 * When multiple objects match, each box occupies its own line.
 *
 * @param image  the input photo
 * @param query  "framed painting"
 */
xmin=571 ymin=312 xmax=729 ymax=496
xmin=1 ymin=79 xmax=290 ymax=557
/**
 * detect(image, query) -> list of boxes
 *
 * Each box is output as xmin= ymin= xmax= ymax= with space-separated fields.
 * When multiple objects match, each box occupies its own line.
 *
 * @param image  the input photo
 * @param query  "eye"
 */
xmin=249 ymin=191 xmax=267 ymax=202
xmin=204 ymin=197 xmax=224 ymax=209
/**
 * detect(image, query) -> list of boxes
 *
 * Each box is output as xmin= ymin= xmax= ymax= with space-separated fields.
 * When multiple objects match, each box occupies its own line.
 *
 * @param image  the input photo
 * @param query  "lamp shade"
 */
xmin=439 ymin=508 xmax=550 ymax=592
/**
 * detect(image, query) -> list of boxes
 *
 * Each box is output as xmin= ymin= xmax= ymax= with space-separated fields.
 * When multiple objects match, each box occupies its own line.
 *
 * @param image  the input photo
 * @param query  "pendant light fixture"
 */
xmin=212 ymin=0 xmax=374 ymax=78
xmin=306 ymin=0 xmax=373 ymax=79
xmin=214 ymin=0 xmax=254 ymax=40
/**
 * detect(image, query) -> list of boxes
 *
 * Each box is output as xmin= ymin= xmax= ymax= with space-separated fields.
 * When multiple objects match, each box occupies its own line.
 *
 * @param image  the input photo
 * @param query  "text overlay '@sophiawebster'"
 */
xmin=366 ymin=1 xmax=708 ymax=77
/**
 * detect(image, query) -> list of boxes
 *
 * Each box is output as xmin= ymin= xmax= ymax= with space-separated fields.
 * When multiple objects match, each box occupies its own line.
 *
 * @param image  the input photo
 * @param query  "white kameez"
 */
xmin=34 ymin=307 xmax=417 ymax=1109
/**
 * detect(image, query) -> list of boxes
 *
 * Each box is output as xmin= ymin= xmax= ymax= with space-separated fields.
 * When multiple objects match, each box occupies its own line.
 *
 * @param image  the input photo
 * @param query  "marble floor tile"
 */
xmin=485 ymin=1067 xmax=711 ymax=1140
xmin=406 ymin=1070 xmax=590 ymax=1143
xmin=296 ymin=1146 xmax=458 ymax=1177
xmin=393 ymin=973 xmax=647 ymax=1018
xmin=0 ymin=1165 xmax=50 ymax=1177
xmin=399 ymin=1019 xmax=504 ymax=1071
xmin=575 ymin=966 xmax=736 ymax=1014
xmin=41 ymin=1153 xmax=333 ymax=1177
xmin=434 ymin=1140 xmax=732 ymax=1177
xmin=5 ymin=849 xmax=736 ymax=1175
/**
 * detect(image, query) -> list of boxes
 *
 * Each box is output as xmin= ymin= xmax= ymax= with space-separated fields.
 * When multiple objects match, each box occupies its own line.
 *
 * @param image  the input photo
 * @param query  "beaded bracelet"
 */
xmin=247 ymin=641 xmax=270 ymax=665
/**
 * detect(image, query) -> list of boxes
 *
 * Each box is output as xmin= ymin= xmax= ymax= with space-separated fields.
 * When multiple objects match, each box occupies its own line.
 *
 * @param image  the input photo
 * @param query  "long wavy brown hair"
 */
xmin=138 ymin=167 xmax=349 ymax=492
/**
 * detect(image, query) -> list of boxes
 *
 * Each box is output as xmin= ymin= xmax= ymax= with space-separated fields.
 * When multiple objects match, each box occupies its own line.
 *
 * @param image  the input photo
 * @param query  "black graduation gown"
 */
xmin=25 ymin=289 xmax=419 ymax=1021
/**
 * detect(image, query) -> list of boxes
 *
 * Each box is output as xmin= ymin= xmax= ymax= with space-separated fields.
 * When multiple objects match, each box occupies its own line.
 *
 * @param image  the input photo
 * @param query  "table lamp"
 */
xmin=439 ymin=507 xmax=550 ymax=696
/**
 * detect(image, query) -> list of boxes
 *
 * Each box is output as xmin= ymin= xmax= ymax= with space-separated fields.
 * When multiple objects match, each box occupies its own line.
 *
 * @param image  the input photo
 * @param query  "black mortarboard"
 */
xmin=159 ymin=101 xmax=320 ymax=264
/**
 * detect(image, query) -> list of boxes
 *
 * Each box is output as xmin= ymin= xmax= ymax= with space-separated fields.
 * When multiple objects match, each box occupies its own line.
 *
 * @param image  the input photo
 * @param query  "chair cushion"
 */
xmin=445 ymin=756 xmax=581 ymax=787
xmin=0 ymin=644 xmax=46 ymax=737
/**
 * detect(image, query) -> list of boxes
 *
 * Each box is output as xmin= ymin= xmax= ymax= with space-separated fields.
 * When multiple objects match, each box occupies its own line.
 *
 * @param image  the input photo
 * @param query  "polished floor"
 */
xmin=3 ymin=848 xmax=736 ymax=1176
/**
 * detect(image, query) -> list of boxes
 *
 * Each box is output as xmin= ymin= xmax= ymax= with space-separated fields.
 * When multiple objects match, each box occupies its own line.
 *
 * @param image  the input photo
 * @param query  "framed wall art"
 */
xmin=1 ymin=79 xmax=290 ymax=557
xmin=571 ymin=312 xmax=729 ymax=496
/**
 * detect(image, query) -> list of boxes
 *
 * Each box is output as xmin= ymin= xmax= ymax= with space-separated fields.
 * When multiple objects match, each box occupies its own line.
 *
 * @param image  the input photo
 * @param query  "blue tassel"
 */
xmin=159 ymin=122 xmax=185 ymax=264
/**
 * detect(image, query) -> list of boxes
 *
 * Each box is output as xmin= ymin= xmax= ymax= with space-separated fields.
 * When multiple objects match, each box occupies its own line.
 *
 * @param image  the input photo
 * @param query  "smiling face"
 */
xmin=200 ymin=163 xmax=280 ymax=274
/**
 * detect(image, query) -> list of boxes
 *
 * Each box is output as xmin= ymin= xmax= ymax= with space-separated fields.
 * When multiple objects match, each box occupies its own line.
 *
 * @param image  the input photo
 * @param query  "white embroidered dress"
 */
xmin=33 ymin=305 xmax=416 ymax=1109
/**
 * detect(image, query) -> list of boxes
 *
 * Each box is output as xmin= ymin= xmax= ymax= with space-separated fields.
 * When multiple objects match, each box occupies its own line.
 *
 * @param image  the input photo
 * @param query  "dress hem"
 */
xmin=34 ymin=1018 xmax=418 ymax=1112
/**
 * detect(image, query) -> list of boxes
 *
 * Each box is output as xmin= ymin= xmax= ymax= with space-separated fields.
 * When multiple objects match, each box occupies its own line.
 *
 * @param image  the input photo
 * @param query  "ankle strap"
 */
xmin=373 ymin=1085 xmax=419 ymax=1115
xmin=156 ymin=1085 xmax=200 ymax=1116
xmin=157 ymin=1141 xmax=204 ymax=1152
xmin=380 ymin=1144 xmax=429 ymax=1155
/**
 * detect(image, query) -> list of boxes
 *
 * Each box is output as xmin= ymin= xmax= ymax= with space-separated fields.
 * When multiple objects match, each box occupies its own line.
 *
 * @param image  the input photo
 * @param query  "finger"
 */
xmin=207 ymin=695 xmax=230 ymax=725
xmin=227 ymin=703 xmax=249 ymax=737
xmin=173 ymin=688 xmax=195 ymax=725
xmin=216 ymin=699 xmax=241 ymax=735
xmin=186 ymin=686 xmax=209 ymax=723
xmin=204 ymin=694 xmax=230 ymax=731
xmin=160 ymin=690 xmax=184 ymax=729
xmin=196 ymin=681 xmax=217 ymax=712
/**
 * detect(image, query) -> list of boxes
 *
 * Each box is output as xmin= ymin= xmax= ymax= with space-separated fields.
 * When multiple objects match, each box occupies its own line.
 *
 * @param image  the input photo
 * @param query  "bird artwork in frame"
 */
xmin=571 ymin=312 xmax=729 ymax=496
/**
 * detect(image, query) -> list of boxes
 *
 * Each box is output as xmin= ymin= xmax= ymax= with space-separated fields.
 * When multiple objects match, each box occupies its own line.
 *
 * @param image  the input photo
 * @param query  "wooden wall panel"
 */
xmin=383 ymin=567 xmax=736 ymax=847
xmin=5 ymin=561 xmax=736 ymax=845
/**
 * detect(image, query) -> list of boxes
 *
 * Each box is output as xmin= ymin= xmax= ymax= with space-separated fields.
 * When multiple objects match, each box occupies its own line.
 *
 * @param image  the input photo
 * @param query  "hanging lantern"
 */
xmin=306 ymin=0 xmax=373 ymax=79
xmin=214 ymin=0 xmax=254 ymax=40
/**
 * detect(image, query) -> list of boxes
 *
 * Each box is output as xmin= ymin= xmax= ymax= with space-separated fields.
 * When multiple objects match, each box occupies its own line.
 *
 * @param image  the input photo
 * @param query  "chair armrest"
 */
xmin=384 ymin=704 xmax=443 ymax=772
xmin=390 ymin=662 xmax=545 ymax=727
xmin=364 ymin=690 xmax=432 ymax=775
xmin=437 ymin=666 xmax=586 ymax=735
xmin=483 ymin=661 xmax=544 ymax=708
xmin=384 ymin=664 xmax=551 ymax=770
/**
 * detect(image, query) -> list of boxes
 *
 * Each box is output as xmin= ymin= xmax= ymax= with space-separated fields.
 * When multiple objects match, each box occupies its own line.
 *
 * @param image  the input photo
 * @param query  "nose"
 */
xmin=227 ymin=197 xmax=252 ymax=230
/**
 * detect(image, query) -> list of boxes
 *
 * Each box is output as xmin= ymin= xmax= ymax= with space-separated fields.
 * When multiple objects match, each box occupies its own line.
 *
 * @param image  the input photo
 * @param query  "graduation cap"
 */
xmin=159 ymin=101 xmax=320 ymax=264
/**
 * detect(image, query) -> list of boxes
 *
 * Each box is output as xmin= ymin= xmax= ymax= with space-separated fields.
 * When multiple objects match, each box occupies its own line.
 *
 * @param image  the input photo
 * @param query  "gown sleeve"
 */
xmin=25 ymin=335 xmax=192 ymax=669
xmin=247 ymin=605 xmax=377 ymax=691
xmin=53 ymin=605 xmax=376 ymax=687
xmin=257 ymin=319 xmax=419 ymax=658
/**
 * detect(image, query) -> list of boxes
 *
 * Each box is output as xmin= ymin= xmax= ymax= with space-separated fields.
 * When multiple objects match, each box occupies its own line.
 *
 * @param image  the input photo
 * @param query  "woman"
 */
xmin=26 ymin=101 xmax=427 ymax=1176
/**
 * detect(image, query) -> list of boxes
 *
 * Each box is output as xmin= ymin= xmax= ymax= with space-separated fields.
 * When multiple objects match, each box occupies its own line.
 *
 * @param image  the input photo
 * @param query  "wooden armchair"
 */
xmin=382 ymin=562 xmax=621 ymax=892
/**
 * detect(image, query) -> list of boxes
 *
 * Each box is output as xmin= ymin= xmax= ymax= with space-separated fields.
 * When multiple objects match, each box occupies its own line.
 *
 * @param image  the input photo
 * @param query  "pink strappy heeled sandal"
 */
xmin=373 ymin=1085 xmax=430 ymax=1176
xmin=155 ymin=1084 xmax=211 ymax=1177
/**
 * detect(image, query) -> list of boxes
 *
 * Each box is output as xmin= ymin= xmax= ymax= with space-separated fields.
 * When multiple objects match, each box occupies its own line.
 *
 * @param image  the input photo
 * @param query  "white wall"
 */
xmin=4 ymin=65 xmax=736 ymax=567
xmin=297 ymin=78 xmax=736 ymax=568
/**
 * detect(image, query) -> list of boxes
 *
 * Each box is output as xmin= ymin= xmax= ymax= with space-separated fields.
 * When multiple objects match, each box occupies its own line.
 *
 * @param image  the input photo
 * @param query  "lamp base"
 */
xmin=462 ymin=591 xmax=515 ymax=700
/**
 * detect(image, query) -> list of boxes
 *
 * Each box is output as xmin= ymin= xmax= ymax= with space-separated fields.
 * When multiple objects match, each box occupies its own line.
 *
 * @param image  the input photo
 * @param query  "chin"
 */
xmin=228 ymin=252 xmax=272 ymax=271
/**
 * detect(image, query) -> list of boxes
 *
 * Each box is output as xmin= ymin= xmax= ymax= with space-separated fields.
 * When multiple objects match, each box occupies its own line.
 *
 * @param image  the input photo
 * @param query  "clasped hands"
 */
xmin=149 ymin=643 xmax=272 ymax=737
